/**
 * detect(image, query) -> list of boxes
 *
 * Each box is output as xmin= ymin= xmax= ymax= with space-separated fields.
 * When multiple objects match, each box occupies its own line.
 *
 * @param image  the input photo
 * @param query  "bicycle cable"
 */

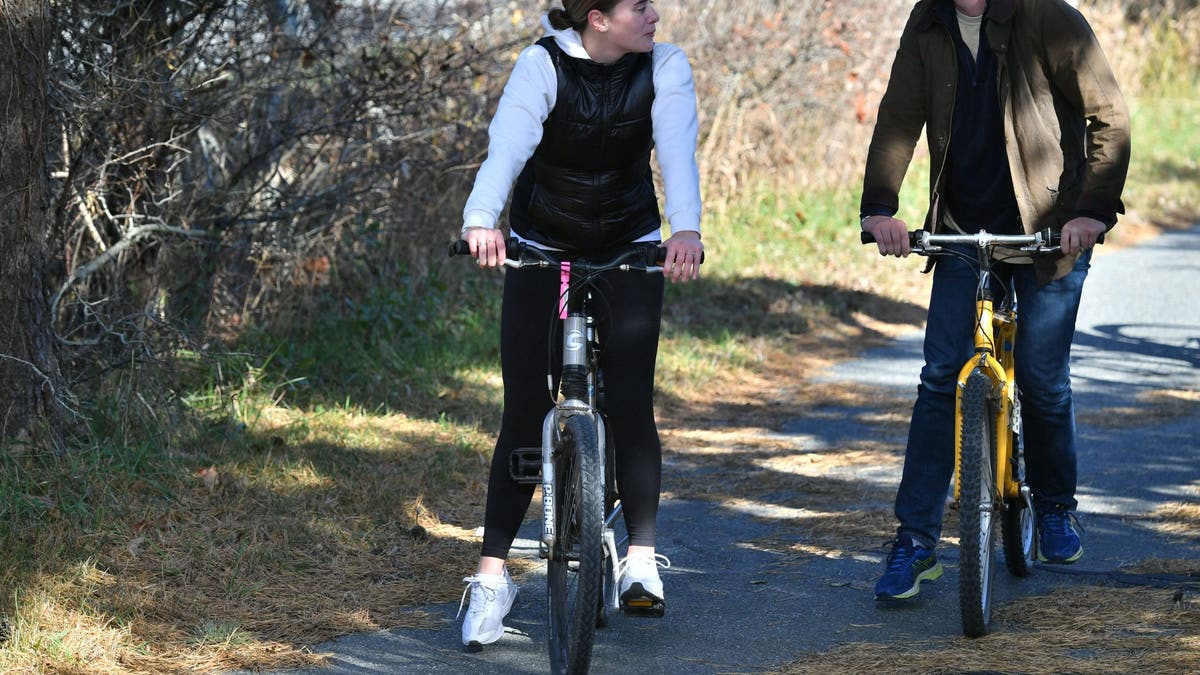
xmin=541 ymin=263 xmax=619 ymax=406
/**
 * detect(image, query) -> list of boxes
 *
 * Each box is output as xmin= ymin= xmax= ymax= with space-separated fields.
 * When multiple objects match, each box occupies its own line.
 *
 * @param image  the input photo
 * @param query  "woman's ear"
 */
xmin=587 ymin=8 xmax=608 ymax=32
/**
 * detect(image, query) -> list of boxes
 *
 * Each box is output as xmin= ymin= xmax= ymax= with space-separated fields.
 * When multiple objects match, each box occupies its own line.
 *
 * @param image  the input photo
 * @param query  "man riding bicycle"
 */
xmin=858 ymin=0 xmax=1131 ymax=601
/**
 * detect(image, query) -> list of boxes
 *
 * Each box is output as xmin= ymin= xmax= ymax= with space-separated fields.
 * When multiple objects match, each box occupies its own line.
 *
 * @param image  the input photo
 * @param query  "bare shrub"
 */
xmin=36 ymin=0 xmax=1197 ymax=432
xmin=45 ymin=1 xmax=532 ymax=419
xmin=657 ymin=0 xmax=913 ymax=202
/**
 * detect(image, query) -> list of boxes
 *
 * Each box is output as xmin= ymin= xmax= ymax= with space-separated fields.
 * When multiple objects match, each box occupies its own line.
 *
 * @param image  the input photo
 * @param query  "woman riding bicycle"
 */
xmin=457 ymin=0 xmax=703 ymax=651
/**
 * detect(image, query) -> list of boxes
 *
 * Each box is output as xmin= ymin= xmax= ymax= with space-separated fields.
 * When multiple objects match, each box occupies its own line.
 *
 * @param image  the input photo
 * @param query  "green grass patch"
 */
xmin=1127 ymin=95 xmax=1200 ymax=217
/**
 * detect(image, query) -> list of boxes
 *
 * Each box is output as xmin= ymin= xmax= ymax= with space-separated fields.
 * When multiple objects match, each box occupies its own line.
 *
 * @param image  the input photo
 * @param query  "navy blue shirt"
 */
xmin=935 ymin=1 xmax=1020 ymax=234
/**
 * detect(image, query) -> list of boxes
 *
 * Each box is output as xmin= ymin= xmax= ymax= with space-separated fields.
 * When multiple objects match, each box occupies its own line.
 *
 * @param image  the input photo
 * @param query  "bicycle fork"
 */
xmin=952 ymin=298 xmax=1024 ymax=508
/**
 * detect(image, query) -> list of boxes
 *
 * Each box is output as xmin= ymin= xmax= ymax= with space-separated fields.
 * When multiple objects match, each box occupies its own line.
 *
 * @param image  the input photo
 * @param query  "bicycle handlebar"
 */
xmin=448 ymin=238 xmax=704 ymax=271
xmin=859 ymin=228 xmax=1103 ymax=251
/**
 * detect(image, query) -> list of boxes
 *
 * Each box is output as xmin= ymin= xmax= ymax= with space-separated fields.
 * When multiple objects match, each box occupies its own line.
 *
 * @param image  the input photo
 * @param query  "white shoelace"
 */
xmin=457 ymin=575 xmax=499 ymax=619
xmin=617 ymin=552 xmax=671 ymax=578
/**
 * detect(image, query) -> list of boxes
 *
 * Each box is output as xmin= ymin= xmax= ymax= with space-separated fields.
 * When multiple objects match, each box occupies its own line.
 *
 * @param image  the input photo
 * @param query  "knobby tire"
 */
xmin=959 ymin=371 xmax=997 ymax=638
xmin=547 ymin=414 xmax=605 ymax=675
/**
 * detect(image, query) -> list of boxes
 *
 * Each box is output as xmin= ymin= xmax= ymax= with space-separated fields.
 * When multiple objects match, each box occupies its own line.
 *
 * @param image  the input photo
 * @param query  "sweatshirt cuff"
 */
xmin=669 ymin=221 xmax=701 ymax=238
xmin=462 ymin=210 xmax=496 ymax=233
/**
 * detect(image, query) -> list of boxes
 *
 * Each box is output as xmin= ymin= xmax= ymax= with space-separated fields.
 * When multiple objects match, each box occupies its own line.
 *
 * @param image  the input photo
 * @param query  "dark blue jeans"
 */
xmin=895 ymin=249 xmax=1091 ymax=549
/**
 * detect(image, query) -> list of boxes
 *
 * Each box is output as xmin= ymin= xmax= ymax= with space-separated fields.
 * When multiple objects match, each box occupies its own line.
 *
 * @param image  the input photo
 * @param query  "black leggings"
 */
xmin=480 ymin=263 xmax=665 ymax=559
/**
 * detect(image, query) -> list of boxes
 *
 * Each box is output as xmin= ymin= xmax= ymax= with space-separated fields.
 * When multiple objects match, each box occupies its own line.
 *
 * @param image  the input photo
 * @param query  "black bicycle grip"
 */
xmin=447 ymin=237 xmax=523 ymax=257
xmin=1047 ymin=230 xmax=1106 ymax=246
xmin=860 ymin=231 xmax=920 ymax=246
xmin=654 ymin=246 xmax=706 ymax=265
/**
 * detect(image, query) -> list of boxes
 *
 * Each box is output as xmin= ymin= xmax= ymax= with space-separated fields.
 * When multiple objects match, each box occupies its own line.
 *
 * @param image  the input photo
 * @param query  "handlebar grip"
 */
xmin=654 ymin=247 xmax=706 ymax=265
xmin=448 ymin=237 xmax=525 ymax=258
xmin=1044 ymin=229 xmax=1105 ymax=246
xmin=861 ymin=231 xmax=922 ymax=246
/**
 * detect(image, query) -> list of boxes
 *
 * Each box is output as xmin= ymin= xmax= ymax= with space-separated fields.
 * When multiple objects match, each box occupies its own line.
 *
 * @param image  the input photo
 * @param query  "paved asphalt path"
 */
xmin=245 ymin=224 xmax=1200 ymax=674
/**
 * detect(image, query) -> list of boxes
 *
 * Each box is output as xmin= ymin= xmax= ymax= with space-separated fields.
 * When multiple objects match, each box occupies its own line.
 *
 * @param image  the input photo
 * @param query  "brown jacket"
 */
xmin=861 ymin=0 xmax=1131 ymax=280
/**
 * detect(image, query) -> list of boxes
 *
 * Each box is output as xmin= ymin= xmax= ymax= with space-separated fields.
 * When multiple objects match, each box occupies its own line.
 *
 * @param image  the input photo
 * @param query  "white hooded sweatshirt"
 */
xmin=462 ymin=15 xmax=702 ymax=245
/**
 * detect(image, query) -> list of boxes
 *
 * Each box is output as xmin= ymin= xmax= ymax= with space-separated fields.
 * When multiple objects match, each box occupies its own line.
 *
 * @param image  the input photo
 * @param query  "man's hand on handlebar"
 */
xmin=862 ymin=214 xmax=911 ymax=258
xmin=662 ymin=230 xmax=703 ymax=283
xmin=462 ymin=226 xmax=507 ymax=268
xmin=1059 ymin=216 xmax=1107 ymax=256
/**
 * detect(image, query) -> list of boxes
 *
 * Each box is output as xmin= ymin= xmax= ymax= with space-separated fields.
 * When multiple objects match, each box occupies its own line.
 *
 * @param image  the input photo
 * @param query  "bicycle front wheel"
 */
xmin=547 ymin=414 xmax=605 ymax=675
xmin=958 ymin=370 xmax=998 ymax=638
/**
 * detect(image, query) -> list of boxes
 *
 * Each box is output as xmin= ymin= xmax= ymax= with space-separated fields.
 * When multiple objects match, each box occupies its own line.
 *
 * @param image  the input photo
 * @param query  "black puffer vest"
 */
xmin=509 ymin=37 xmax=660 ymax=252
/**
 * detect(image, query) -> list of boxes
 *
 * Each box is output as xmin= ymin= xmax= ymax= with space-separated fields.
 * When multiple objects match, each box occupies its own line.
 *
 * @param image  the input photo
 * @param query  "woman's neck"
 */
xmin=581 ymin=31 xmax=623 ymax=64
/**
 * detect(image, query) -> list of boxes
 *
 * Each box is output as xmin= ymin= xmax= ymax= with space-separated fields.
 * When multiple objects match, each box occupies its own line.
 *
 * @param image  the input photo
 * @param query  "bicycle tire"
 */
xmin=596 ymin=414 xmax=618 ymax=629
xmin=958 ymin=370 xmax=998 ymax=638
xmin=1001 ymin=428 xmax=1036 ymax=577
xmin=547 ymin=414 xmax=605 ymax=675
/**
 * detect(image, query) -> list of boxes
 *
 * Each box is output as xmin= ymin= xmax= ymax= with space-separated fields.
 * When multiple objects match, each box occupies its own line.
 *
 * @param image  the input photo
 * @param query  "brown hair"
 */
xmin=547 ymin=0 xmax=622 ymax=32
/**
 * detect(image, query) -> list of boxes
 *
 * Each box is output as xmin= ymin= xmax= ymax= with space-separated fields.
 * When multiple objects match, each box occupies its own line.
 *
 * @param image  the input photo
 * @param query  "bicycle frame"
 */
xmin=951 ymin=263 xmax=1026 ymax=511
xmin=538 ymin=259 xmax=611 ymax=556
xmin=882 ymin=229 xmax=1046 ymax=513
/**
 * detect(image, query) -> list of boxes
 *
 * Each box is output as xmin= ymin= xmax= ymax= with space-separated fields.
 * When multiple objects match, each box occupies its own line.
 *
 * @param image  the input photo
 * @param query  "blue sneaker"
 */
xmin=874 ymin=535 xmax=944 ymax=600
xmin=1037 ymin=509 xmax=1083 ymax=563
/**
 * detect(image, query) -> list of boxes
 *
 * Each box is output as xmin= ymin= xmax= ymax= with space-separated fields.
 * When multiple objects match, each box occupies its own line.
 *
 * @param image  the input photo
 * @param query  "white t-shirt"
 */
xmin=957 ymin=10 xmax=983 ymax=62
xmin=462 ymin=15 xmax=702 ymax=245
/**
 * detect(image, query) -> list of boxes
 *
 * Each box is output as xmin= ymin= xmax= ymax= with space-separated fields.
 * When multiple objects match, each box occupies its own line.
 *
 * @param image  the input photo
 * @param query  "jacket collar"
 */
xmin=916 ymin=0 xmax=1014 ymax=30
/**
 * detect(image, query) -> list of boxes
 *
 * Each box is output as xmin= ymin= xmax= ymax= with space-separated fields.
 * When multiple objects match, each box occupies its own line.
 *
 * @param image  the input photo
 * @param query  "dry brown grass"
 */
xmin=0 ymin=411 xmax=529 ymax=672
xmin=778 ymin=584 xmax=1200 ymax=674
xmin=1080 ymin=388 xmax=1200 ymax=428
xmin=1152 ymin=499 xmax=1200 ymax=542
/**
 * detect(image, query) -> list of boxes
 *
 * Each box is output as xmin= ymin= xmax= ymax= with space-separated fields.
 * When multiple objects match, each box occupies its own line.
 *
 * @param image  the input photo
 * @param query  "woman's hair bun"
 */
xmin=547 ymin=8 xmax=573 ymax=30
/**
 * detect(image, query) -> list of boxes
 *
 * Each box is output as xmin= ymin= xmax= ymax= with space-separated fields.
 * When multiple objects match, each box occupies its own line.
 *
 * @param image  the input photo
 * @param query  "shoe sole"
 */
xmin=462 ymin=588 xmax=518 ymax=651
xmin=1038 ymin=545 xmax=1083 ymax=564
xmin=620 ymin=583 xmax=665 ymax=617
xmin=875 ymin=561 xmax=944 ymax=601
xmin=462 ymin=626 xmax=504 ymax=652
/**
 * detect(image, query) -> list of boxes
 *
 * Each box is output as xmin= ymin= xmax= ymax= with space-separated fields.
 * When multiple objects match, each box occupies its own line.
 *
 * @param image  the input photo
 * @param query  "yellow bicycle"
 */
xmin=862 ymin=228 xmax=1083 ymax=636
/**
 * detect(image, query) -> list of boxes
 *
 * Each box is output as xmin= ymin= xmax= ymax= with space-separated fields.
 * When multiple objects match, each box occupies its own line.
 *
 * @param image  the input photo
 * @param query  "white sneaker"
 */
xmin=458 ymin=569 xmax=518 ymax=651
xmin=618 ymin=553 xmax=670 ymax=617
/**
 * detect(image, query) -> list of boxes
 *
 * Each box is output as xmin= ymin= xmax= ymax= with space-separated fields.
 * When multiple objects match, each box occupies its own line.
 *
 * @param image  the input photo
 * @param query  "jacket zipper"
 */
xmin=931 ymin=23 xmax=957 ymax=235
xmin=596 ymin=67 xmax=611 ymax=231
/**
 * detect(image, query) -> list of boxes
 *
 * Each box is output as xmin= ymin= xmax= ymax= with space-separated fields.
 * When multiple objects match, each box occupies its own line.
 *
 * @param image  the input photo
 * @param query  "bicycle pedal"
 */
xmin=507 ymin=447 xmax=542 ymax=484
xmin=620 ymin=596 xmax=665 ymax=618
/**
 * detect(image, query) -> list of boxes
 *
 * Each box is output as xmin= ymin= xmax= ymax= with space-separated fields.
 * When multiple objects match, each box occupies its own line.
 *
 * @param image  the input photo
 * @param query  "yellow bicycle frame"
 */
xmin=952 ymin=298 xmax=1021 ymax=504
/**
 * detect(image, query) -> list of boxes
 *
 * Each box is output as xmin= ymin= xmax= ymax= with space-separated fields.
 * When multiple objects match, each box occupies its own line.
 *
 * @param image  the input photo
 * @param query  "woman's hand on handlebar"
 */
xmin=862 ymin=215 xmax=911 ymax=257
xmin=662 ymin=230 xmax=703 ymax=283
xmin=462 ymin=226 xmax=507 ymax=268
xmin=1059 ymin=216 xmax=1107 ymax=256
